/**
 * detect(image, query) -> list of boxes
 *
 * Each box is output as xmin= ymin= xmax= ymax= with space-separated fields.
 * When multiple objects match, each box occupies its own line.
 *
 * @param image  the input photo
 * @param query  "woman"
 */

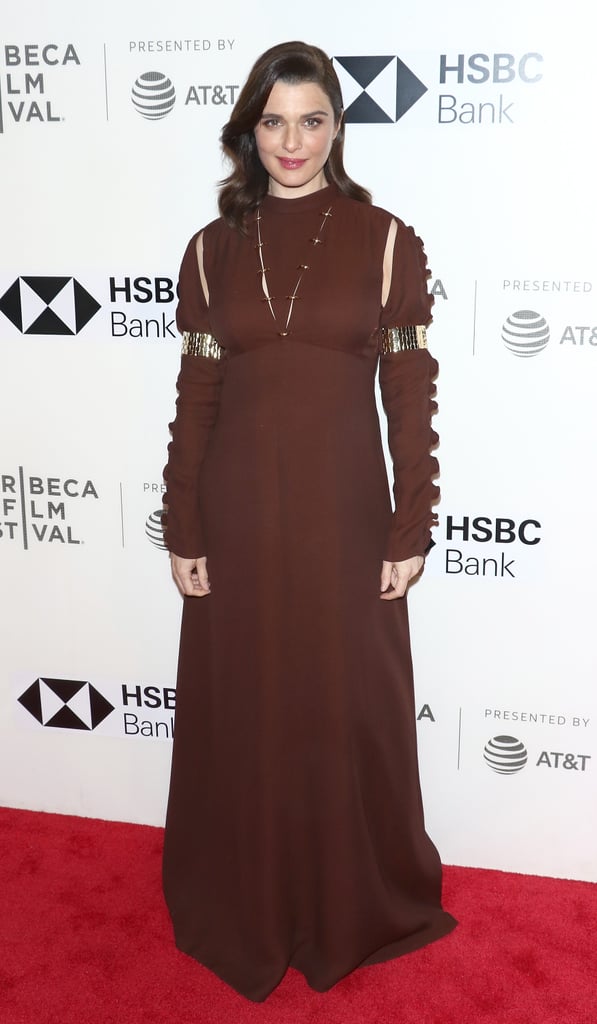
xmin=162 ymin=40 xmax=456 ymax=1002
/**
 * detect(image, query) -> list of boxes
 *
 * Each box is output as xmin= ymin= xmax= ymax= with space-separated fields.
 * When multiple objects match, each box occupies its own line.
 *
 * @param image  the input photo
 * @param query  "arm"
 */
xmin=378 ymin=219 xmax=439 ymax=599
xmin=162 ymin=231 xmax=226 ymax=594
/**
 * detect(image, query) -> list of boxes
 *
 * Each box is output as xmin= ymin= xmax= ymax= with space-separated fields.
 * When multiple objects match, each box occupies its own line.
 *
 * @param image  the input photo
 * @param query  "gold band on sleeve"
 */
xmin=380 ymin=325 xmax=428 ymax=354
xmin=181 ymin=331 xmax=224 ymax=360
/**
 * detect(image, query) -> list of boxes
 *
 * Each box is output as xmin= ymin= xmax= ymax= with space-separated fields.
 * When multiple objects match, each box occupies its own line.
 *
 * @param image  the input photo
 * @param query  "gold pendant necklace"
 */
xmin=255 ymin=205 xmax=333 ymax=337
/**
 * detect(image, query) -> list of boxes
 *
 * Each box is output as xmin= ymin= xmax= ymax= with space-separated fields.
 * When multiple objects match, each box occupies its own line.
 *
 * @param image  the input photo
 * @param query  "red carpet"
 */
xmin=1 ymin=807 xmax=596 ymax=1024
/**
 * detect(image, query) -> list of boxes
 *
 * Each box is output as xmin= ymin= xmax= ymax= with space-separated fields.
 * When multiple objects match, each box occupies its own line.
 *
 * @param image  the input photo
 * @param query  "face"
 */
xmin=254 ymin=80 xmax=340 ymax=198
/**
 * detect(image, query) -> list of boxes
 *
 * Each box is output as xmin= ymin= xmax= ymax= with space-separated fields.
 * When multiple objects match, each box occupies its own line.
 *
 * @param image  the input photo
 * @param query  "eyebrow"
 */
xmin=260 ymin=109 xmax=330 ymax=119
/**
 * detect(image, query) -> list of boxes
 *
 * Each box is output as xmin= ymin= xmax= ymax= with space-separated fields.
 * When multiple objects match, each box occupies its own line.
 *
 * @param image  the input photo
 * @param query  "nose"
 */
xmin=282 ymin=124 xmax=301 ymax=152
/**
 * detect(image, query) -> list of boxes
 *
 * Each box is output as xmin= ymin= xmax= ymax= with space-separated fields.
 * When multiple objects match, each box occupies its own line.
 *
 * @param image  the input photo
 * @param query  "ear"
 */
xmin=334 ymin=110 xmax=344 ymax=139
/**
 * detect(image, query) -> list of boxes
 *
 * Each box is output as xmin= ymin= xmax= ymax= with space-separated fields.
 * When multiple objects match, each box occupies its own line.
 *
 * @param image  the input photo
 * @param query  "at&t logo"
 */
xmin=131 ymin=71 xmax=240 ymax=119
xmin=501 ymin=307 xmax=597 ymax=357
xmin=502 ymin=310 xmax=550 ymax=357
xmin=484 ymin=735 xmax=591 ymax=774
xmin=536 ymin=752 xmax=591 ymax=771
xmin=131 ymin=71 xmax=176 ymax=119
xmin=146 ymin=509 xmax=166 ymax=549
xmin=143 ymin=483 xmax=167 ymax=549
xmin=484 ymin=735 xmax=528 ymax=774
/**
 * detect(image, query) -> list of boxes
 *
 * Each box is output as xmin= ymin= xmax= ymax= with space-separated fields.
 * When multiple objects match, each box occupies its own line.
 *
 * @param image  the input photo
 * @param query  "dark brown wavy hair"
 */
xmin=219 ymin=41 xmax=371 ymax=232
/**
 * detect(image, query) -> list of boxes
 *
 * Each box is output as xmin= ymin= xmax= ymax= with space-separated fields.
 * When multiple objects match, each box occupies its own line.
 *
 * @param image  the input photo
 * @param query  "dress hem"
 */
xmin=172 ymin=911 xmax=458 ymax=1003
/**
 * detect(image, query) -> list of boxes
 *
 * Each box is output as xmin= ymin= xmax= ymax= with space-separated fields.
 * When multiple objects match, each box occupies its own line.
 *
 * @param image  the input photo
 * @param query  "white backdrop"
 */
xmin=1 ymin=0 xmax=596 ymax=881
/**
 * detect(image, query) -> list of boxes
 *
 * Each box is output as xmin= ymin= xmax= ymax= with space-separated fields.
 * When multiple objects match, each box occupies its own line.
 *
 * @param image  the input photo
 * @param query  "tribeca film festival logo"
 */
xmin=0 ymin=470 xmax=98 ymax=548
xmin=0 ymin=43 xmax=81 ymax=133
xmin=17 ymin=678 xmax=176 ymax=741
xmin=18 ymin=678 xmax=114 ymax=731
xmin=0 ymin=277 xmax=100 ymax=335
xmin=438 ymin=51 xmax=543 ymax=125
xmin=483 ymin=735 xmax=591 ymax=775
xmin=333 ymin=56 xmax=427 ymax=123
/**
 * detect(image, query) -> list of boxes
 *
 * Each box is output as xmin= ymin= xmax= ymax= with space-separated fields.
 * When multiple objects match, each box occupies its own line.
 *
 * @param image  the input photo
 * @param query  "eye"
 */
xmin=304 ymin=117 xmax=323 ymax=128
xmin=261 ymin=117 xmax=281 ymax=129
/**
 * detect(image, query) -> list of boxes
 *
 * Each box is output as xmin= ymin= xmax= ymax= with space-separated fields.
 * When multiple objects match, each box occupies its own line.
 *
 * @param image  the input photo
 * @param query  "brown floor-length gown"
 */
xmin=162 ymin=182 xmax=456 ymax=1001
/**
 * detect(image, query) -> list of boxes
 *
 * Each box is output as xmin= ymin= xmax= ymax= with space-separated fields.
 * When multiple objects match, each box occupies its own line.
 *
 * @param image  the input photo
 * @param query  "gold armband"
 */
xmin=181 ymin=331 xmax=224 ymax=360
xmin=380 ymin=325 xmax=427 ymax=354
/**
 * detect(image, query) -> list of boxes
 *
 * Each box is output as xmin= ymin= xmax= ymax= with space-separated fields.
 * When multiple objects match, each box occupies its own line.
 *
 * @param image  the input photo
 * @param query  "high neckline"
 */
xmin=260 ymin=182 xmax=338 ymax=215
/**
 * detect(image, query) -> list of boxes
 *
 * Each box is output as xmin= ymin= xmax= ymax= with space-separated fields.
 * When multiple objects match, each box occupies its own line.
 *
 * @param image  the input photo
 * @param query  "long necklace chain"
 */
xmin=255 ymin=205 xmax=333 ymax=337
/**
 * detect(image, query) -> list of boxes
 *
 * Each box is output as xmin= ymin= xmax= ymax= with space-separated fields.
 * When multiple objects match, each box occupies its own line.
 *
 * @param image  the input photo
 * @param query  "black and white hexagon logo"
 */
xmin=0 ymin=277 xmax=101 ymax=335
xmin=333 ymin=55 xmax=427 ymax=123
xmin=18 ymin=678 xmax=114 ymax=731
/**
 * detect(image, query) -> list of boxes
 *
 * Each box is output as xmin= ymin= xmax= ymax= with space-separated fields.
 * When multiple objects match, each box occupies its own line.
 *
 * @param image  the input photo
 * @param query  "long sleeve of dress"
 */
xmin=162 ymin=232 xmax=226 ymax=558
xmin=378 ymin=220 xmax=439 ymax=563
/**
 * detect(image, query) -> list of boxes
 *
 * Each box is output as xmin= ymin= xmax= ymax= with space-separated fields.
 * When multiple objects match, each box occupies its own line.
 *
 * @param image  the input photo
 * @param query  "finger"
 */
xmin=380 ymin=566 xmax=409 ymax=600
xmin=380 ymin=580 xmax=409 ymax=600
xmin=195 ymin=562 xmax=210 ymax=592
xmin=185 ymin=569 xmax=210 ymax=597
xmin=173 ymin=569 xmax=192 ymax=596
xmin=183 ymin=580 xmax=210 ymax=597
xmin=188 ymin=583 xmax=210 ymax=597
xmin=172 ymin=566 xmax=204 ymax=598
xmin=380 ymin=561 xmax=392 ymax=592
xmin=393 ymin=565 xmax=411 ymax=597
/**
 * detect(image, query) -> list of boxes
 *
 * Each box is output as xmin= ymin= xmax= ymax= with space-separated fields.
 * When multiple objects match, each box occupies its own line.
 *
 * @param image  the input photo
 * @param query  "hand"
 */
xmin=170 ymin=554 xmax=211 ymax=598
xmin=380 ymin=556 xmax=424 ymax=600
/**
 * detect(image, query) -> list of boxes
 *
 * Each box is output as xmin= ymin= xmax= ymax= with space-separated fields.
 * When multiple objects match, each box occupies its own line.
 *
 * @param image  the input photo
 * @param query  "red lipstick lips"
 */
xmin=278 ymin=158 xmax=307 ymax=169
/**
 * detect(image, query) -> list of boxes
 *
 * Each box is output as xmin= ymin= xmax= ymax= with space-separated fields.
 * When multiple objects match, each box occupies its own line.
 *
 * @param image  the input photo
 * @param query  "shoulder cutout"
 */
xmin=381 ymin=218 xmax=398 ymax=308
xmin=195 ymin=232 xmax=210 ymax=307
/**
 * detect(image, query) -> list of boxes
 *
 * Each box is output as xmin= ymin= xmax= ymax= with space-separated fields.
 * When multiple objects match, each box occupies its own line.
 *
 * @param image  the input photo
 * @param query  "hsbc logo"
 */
xmin=333 ymin=55 xmax=427 ymax=123
xmin=0 ymin=276 xmax=100 ymax=334
xmin=18 ymin=677 xmax=115 ymax=730
xmin=0 ymin=274 xmax=178 ymax=341
xmin=15 ymin=675 xmax=176 ymax=742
